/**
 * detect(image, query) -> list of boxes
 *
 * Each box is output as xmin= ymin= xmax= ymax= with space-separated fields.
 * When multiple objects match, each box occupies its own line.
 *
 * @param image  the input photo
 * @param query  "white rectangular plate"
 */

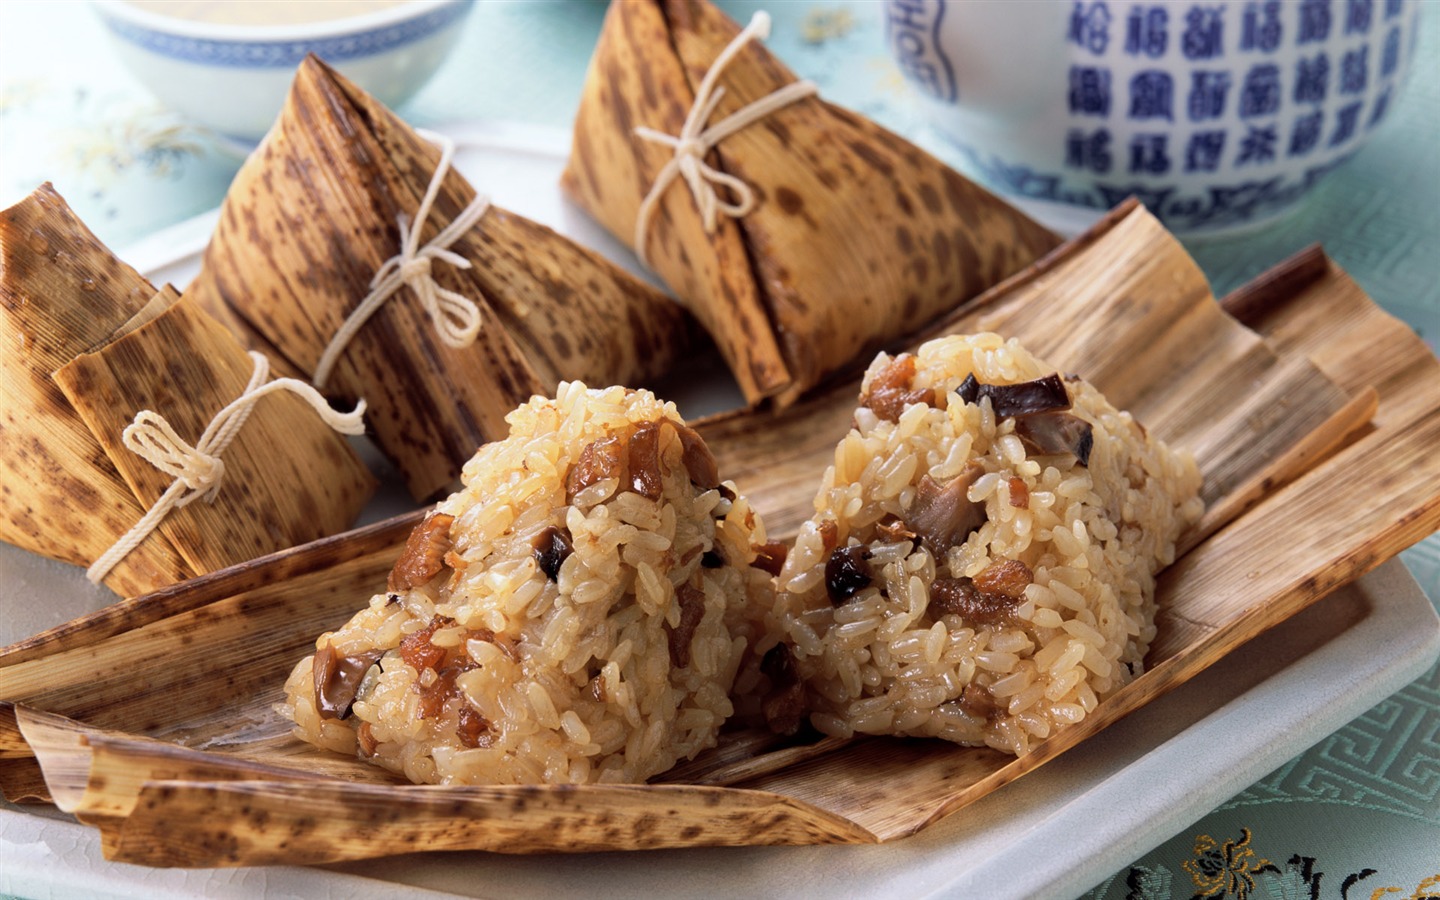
xmin=2 ymin=121 xmax=1437 ymax=900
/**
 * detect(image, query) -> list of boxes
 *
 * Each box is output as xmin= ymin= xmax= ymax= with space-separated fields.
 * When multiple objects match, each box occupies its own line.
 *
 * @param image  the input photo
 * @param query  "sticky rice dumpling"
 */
xmin=282 ymin=384 xmax=774 ymax=785
xmin=763 ymin=334 xmax=1202 ymax=755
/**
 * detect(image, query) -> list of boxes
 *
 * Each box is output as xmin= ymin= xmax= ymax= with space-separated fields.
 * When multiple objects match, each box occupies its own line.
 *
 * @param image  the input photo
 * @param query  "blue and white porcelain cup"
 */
xmin=885 ymin=0 xmax=1419 ymax=235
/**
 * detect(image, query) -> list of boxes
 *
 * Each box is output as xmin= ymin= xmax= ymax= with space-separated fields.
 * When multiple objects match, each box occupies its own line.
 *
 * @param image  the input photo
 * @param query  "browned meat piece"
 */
xmin=751 ymin=540 xmax=788 ymax=576
xmin=929 ymin=577 xmax=1018 ymax=625
xmin=387 ymin=510 xmax=455 ymax=591
xmin=399 ymin=615 xmax=453 ymax=672
xmin=1007 ymin=476 xmax=1030 ymax=509
xmin=567 ymin=433 xmax=625 ymax=500
xmin=860 ymin=354 xmax=935 ymax=422
xmin=818 ymin=519 xmax=839 ymax=553
xmin=312 ymin=643 xmax=384 ymax=720
xmin=456 ymin=705 xmax=492 ymax=748
xmin=972 ymin=558 xmax=1034 ymax=599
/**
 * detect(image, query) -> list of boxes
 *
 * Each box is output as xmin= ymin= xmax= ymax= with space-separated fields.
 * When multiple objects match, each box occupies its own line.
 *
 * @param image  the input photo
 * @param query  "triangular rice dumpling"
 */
xmin=186 ymin=56 xmax=693 ymax=502
xmin=0 ymin=184 xmax=192 ymax=597
xmin=0 ymin=185 xmax=376 ymax=597
xmin=53 ymin=288 xmax=377 ymax=582
xmin=563 ymin=0 xmax=1061 ymax=407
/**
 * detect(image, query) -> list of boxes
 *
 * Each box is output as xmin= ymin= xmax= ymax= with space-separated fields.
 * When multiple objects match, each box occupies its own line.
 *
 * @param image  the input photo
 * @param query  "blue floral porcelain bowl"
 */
xmin=884 ymin=0 xmax=1419 ymax=235
xmin=92 ymin=0 xmax=473 ymax=143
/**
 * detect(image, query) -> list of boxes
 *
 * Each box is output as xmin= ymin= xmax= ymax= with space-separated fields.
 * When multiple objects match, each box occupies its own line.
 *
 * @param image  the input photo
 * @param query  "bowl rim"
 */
xmin=89 ymin=0 xmax=468 ymax=42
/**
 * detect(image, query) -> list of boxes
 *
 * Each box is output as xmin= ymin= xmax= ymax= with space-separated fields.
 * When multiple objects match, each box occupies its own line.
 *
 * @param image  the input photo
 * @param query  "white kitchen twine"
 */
xmin=632 ymin=11 xmax=817 ymax=268
xmin=87 ymin=352 xmax=367 ymax=585
xmin=312 ymin=128 xmax=492 ymax=388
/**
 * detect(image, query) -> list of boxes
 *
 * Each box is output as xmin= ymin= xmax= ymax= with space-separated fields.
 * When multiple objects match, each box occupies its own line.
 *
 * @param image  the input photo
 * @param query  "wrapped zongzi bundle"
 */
xmin=763 ymin=334 xmax=1202 ymax=755
xmin=0 ymin=185 xmax=375 ymax=597
xmin=282 ymin=384 xmax=774 ymax=785
xmin=563 ymin=0 xmax=1061 ymax=407
xmin=187 ymin=57 xmax=693 ymax=502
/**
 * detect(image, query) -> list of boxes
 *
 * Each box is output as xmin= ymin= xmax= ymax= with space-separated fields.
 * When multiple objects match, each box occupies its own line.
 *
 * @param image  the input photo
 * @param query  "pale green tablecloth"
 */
xmin=1 ymin=1 xmax=1437 ymax=897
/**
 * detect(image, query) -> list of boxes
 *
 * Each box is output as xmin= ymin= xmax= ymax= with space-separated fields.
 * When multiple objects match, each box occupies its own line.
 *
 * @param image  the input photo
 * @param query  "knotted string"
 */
xmin=313 ymin=128 xmax=492 ymax=388
xmin=87 ymin=352 xmax=367 ymax=585
xmin=632 ymin=11 xmax=818 ymax=268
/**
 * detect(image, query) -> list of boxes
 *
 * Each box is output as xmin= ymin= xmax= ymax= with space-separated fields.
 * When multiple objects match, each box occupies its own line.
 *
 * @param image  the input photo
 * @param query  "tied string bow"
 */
xmin=87 ymin=352 xmax=367 ymax=585
xmin=313 ymin=128 xmax=492 ymax=388
xmin=632 ymin=11 xmax=818 ymax=268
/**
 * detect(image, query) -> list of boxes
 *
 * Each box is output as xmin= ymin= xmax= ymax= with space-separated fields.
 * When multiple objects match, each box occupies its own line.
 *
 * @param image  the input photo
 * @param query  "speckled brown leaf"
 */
xmin=3 ymin=204 xmax=1438 ymax=865
xmin=187 ymin=57 xmax=692 ymax=501
xmin=562 ymin=0 xmax=1061 ymax=406
xmin=0 ymin=185 xmax=192 ymax=597
xmin=51 ymin=288 xmax=376 ymax=579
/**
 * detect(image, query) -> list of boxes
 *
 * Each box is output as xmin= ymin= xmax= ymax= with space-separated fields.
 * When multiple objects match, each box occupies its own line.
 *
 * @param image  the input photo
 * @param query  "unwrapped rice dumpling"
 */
xmin=282 ymin=384 xmax=775 ymax=785
xmin=764 ymin=334 xmax=1203 ymax=755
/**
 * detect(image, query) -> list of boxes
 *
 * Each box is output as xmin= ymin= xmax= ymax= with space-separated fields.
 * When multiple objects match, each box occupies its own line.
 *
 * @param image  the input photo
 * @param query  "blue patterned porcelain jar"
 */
xmin=885 ymin=0 xmax=1419 ymax=235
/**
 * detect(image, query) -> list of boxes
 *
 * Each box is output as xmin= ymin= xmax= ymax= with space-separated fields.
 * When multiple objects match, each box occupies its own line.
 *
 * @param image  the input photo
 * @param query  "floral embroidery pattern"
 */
xmin=1184 ymin=829 xmax=1273 ymax=899
xmin=1086 ymin=827 xmax=1439 ymax=900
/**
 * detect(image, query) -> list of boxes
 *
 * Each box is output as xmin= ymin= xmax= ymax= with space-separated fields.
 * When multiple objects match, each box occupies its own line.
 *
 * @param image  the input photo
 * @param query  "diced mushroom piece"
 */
xmin=905 ymin=462 xmax=986 ymax=559
xmin=956 ymin=372 xmax=1071 ymax=417
xmin=387 ymin=510 xmax=455 ymax=591
xmin=627 ymin=421 xmax=665 ymax=499
xmin=567 ymin=433 xmax=625 ymax=501
xmin=313 ymin=643 xmax=384 ymax=720
xmin=532 ymin=525 xmax=573 ymax=581
xmin=668 ymin=583 xmax=708 ymax=668
xmin=929 ymin=577 xmax=1018 ymax=625
xmin=760 ymin=644 xmax=807 ymax=736
xmin=861 ymin=354 xmax=936 ymax=422
xmin=1014 ymin=411 xmax=1094 ymax=466
xmin=750 ymin=540 xmax=788 ymax=576
xmin=825 ymin=545 xmax=874 ymax=604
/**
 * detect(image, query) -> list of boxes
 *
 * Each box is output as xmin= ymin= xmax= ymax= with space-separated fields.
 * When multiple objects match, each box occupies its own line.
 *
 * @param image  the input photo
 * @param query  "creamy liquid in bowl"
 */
xmin=122 ymin=0 xmax=418 ymax=27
